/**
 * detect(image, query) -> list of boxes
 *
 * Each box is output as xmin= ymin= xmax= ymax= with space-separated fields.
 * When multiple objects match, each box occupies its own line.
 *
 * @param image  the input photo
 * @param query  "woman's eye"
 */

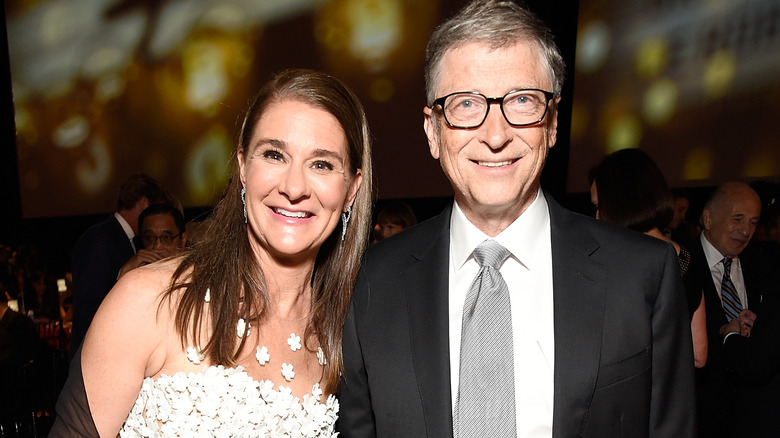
xmin=262 ymin=150 xmax=284 ymax=161
xmin=312 ymin=160 xmax=335 ymax=171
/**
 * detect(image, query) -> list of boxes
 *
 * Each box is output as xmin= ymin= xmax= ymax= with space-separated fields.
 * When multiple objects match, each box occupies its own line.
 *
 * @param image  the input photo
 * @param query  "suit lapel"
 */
xmin=405 ymin=207 xmax=455 ymax=437
xmin=547 ymin=197 xmax=607 ymax=438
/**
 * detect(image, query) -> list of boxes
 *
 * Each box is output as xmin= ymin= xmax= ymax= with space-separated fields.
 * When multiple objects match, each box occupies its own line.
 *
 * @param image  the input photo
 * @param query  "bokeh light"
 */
xmin=703 ymin=50 xmax=736 ymax=98
xmin=576 ymin=21 xmax=611 ymax=74
xmin=683 ymin=147 xmax=714 ymax=181
xmin=642 ymin=78 xmax=678 ymax=126
xmin=607 ymin=115 xmax=642 ymax=153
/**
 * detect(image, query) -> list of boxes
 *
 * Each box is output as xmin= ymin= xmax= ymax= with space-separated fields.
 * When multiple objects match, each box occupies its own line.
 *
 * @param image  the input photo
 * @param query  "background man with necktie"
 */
xmin=684 ymin=181 xmax=764 ymax=438
xmin=69 ymin=173 xmax=164 ymax=357
xmin=337 ymin=1 xmax=695 ymax=437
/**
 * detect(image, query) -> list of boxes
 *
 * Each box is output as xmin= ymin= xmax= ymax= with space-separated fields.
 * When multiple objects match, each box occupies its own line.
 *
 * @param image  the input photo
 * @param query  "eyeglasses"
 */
xmin=430 ymin=89 xmax=554 ymax=129
xmin=142 ymin=232 xmax=182 ymax=247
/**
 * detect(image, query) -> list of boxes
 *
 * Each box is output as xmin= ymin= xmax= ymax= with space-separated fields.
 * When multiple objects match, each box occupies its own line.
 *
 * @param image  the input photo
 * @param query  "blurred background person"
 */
xmin=69 ymin=173 xmax=165 ymax=358
xmin=118 ymin=203 xmax=188 ymax=278
xmin=668 ymin=189 xmax=700 ymax=247
xmin=24 ymin=268 xmax=61 ymax=321
xmin=590 ymin=148 xmax=707 ymax=368
xmin=0 ymin=281 xmax=46 ymax=425
xmin=682 ymin=181 xmax=764 ymax=438
xmin=372 ymin=200 xmax=417 ymax=243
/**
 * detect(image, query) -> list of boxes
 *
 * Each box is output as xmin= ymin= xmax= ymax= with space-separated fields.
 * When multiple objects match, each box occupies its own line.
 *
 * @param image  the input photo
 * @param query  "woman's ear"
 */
xmin=237 ymin=148 xmax=247 ymax=187
xmin=346 ymin=169 xmax=363 ymax=208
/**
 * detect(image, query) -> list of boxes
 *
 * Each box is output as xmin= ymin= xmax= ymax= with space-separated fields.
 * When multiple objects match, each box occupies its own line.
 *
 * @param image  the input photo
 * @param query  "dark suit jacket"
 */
xmin=723 ymin=283 xmax=780 ymax=438
xmin=70 ymin=214 xmax=135 ymax=356
xmin=683 ymin=237 xmax=766 ymax=437
xmin=338 ymin=195 xmax=695 ymax=438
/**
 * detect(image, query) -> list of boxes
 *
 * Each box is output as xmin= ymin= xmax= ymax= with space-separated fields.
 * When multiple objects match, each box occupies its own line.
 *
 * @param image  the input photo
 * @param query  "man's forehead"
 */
xmin=436 ymin=40 xmax=550 ymax=93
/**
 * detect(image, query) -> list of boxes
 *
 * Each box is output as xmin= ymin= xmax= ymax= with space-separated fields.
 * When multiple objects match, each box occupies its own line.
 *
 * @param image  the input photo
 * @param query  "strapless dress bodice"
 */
xmin=119 ymin=365 xmax=338 ymax=437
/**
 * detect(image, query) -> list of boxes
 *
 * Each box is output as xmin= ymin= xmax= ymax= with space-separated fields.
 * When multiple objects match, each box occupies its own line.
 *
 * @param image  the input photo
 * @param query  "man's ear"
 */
xmin=702 ymin=208 xmax=712 ymax=231
xmin=546 ymin=97 xmax=561 ymax=149
xmin=423 ymin=106 xmax=440 ymax=160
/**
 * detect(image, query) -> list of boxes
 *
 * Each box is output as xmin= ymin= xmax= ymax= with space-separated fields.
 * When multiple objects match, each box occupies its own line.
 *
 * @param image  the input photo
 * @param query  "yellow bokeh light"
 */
xmin=643 ymin=78 xmax=678 ymax=126
xmin=703 ymin=50 xmax=736 ymax=98
xmin=607 ymin=115 xmax=642 ymax=153
xmin=744 ymin=146 xmax=779 ymax=178
xmin=683 ymin=147 xmax=713 ymax=180
xmin=183 ymin=40 xmax=229 ymax=113
xmin=75 ymin=137 xmax=112 ymax=194
xmin=345 ymin=0 xmax=403 ymax=71
xmin=635 ymin=37 xmax=668 ymax=79
xmin=186 ymin=125 xmax=232 ymax=204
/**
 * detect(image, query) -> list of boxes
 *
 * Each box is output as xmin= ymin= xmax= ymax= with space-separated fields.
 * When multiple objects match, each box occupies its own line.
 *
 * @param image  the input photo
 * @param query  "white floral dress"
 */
xmin=119 ymin=365 xmax=339 ymax=437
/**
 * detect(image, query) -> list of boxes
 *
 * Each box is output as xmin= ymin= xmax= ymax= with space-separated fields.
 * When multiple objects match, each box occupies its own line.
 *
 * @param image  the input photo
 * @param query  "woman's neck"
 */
xmin=644 ymin=227 xmax=681 ymax=255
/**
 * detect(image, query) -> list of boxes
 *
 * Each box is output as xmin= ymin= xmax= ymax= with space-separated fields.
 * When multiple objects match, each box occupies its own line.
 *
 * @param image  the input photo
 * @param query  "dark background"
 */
xmin=2 ymin=0 xmax=778 ymax=277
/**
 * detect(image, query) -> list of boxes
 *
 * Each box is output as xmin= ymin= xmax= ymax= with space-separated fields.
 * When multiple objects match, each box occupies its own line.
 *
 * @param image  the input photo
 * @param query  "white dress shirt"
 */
xmin=700 ymin=233 xmax=749 ymax=308
xmin=448 ymin=190 xmax=555 ymax=438
xmin=115 ymin=212 xmax=137 ymax=253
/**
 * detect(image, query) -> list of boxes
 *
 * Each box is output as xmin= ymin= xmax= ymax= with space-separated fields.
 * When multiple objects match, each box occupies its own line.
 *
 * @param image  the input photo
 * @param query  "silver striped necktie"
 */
xmin=454 ymin=239 xmax=516 ymax=437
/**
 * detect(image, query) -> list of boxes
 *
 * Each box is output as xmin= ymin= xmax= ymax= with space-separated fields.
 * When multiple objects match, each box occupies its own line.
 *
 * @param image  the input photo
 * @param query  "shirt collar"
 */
xmin=450 ymin=190 xmax=549 ymax=271
xmin=700 ymin=232 xmax=732 ymax=269
xmin=114 ymin=211 xmax=135 ymax=240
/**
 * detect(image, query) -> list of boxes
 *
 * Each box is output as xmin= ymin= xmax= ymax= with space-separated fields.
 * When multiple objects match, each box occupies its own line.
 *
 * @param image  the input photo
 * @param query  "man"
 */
xmin=118 ymin=203 xmax=188 ymax=278
xmin=0 ymin=285 xmax=43 ymax=415
xmin=720 ymin=277 xmax=780 ymax=437
xmin=337 ymin=1 xmax=695 ymax=437
xmin=70 ymin=173 xmax=163 ymax=356
xmin=683 ymin=181 xmax=765 ymax=437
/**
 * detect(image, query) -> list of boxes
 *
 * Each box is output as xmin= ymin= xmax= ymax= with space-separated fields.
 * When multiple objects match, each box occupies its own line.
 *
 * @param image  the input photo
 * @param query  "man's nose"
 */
xmin=479 ymin=104 xmax=511 ymax=150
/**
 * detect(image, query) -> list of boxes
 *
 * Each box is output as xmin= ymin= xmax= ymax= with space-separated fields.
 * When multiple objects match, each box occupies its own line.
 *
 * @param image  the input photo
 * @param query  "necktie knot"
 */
xmin=722 ymin=257 xmax=732 ymax=272
xmin=472 ymin=240 xmax=510 ymax=271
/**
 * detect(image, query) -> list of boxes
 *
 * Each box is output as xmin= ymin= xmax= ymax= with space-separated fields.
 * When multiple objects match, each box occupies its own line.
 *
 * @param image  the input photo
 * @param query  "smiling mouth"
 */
xmin=474 ymin=159 xmax=517 ymax=167
xmin=274 ymin=207 xmax=311 ymax=218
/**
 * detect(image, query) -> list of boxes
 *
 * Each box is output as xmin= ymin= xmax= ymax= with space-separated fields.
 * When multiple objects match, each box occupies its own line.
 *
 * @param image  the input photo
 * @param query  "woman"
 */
xmin=590 ymin=148 xmax=707 ymax=368
xmin=51 ymin=69 xmax=373 ymax=437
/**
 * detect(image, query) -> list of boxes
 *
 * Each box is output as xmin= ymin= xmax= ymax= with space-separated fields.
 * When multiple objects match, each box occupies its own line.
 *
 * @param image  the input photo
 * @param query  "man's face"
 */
xmin=423 ymin=41 xmax=558 ymax=232
xmin=141 ymin=213 xmax=186 ymax=257
xmin=703 ymin=190 xmax=761 ymax=258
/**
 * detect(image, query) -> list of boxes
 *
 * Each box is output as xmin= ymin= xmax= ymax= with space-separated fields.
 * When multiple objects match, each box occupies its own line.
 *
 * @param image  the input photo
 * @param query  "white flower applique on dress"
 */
xmin=119 ymin=366 xmax=339 ymax=437
xmin=256 ymin=346 xmax=270 ymax=365
xmin=287 ymin=333 xmax=302 ymax=351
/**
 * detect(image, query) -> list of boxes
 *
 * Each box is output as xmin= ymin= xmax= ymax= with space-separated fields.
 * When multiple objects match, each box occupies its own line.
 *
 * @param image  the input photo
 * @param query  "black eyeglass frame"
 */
xmin=430 ymin=89 xmax=555 ymax=129
xmin=141 ymin=232 xmax=183 ymax=246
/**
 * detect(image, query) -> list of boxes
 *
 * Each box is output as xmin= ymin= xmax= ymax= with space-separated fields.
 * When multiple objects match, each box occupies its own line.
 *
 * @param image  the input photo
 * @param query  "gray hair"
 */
xmin=424 ymin=0 xmax=565 ymax=105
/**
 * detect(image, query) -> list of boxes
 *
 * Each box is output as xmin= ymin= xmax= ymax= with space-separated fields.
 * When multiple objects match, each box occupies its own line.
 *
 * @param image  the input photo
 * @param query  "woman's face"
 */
xmin=238 ymin=99 xmax=362 ymax=263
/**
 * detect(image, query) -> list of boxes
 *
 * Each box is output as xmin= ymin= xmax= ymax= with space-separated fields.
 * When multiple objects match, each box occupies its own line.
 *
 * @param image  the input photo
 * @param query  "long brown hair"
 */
xmin=167 ymin=69 xmax=373 ymax=393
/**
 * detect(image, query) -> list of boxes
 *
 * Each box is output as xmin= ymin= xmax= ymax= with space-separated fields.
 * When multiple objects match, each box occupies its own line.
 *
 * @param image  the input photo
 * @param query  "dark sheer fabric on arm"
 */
xmin=49 ymin=346 xmax=100 ymax=437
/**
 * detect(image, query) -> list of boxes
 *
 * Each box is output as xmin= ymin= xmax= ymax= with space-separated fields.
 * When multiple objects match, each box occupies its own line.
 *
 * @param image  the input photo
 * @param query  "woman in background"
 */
xmin=50 ymin=69 xmax=373 ymax=437
xmin=590 ymin=148 xmax=707 ymax=368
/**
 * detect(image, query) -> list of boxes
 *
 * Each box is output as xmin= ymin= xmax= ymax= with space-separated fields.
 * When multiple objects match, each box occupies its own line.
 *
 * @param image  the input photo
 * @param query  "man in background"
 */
xmin=69 ymin=173 xmax=164 ymax=357
xmin=118 ymin=203 xmax=188 ymax=278
xmin=683 ymin=181 xmax=765 ymax=437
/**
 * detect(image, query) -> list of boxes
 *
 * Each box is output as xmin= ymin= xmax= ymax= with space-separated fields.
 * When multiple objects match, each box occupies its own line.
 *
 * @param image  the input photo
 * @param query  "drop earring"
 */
xmin=341 ymin=205 xmax=352 ymax=241
xmin=241 ymin=187 xmax=247 ymax=224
